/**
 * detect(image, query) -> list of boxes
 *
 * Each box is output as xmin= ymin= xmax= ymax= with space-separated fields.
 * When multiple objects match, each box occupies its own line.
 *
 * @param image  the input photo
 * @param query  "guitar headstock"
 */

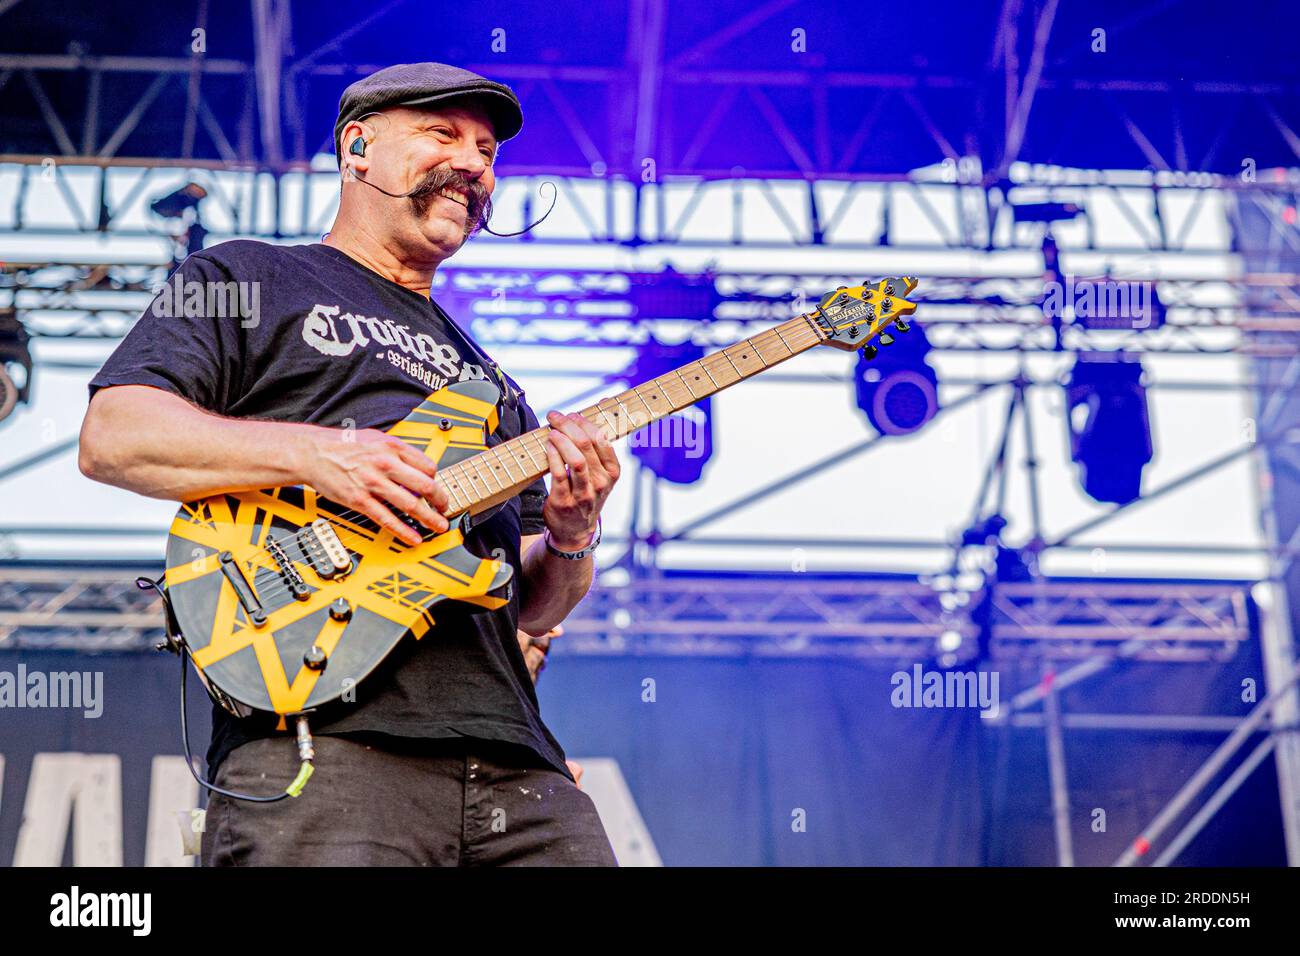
xmin=814 ymin=276 xmax=919 ymax=354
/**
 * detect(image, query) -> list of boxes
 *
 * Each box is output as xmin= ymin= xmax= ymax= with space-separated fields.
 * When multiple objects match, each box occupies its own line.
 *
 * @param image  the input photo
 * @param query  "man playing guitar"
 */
xmin=79 ymin=63 xmax=620 ymax=866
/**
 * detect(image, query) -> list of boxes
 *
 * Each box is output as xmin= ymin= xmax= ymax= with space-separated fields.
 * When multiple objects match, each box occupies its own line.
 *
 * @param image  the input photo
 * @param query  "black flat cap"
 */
xmin=334 ymin=62 xmax=523 ymax=164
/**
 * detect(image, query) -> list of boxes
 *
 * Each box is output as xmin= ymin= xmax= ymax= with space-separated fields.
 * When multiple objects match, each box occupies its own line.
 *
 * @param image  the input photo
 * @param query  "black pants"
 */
xmin=200 ymin=733 xmax=618 ymax=866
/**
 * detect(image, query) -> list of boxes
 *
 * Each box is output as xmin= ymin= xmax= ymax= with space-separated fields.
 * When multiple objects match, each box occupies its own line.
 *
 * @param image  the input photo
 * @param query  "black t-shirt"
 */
xmin=88 ymin=240 xmax=571 ymax=780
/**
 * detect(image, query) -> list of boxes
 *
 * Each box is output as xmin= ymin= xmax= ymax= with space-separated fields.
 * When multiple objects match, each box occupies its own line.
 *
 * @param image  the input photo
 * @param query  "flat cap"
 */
xmin=334 ymin=62 xmax=523 ymax=164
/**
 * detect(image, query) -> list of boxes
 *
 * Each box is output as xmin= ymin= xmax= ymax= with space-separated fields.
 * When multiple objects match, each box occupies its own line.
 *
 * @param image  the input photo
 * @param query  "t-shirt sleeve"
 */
xmin=517 ymin=399 xmax=549 ymax=536
xmin=87 ymin=252 xmax=247 ymax=413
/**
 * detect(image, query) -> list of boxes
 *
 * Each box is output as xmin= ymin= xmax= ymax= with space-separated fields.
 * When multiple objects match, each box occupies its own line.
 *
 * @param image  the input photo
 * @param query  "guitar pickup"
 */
xmin=303 ymin=518 xmax=353 ymax=579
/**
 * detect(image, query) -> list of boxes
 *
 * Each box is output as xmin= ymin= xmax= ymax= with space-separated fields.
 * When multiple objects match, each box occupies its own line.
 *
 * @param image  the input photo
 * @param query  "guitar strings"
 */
xmin=231 ymin=319 xmax=825 ymax=608
xmin=230 ymin=321 xmax=824 ymax=607
xmin=236 ymin=319 xmax=825 ymax=605
xmin=302 ymin=316 xmax=820 ymax=530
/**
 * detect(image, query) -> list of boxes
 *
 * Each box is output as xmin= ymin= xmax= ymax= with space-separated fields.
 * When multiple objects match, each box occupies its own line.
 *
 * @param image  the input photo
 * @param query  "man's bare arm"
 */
xmin=515 ymin=410 xmax=618 ymax=634
xmin=517 ymin=532 xmax=594 ymax=635
xmin=79 ymin=384 xmax=450 ymax=546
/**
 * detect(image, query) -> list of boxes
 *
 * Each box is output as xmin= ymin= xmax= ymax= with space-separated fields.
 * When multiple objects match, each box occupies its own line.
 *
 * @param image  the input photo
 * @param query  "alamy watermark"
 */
xmin=151 ymin=273 xmax=261 ymax=328
xmin=890 ymin=663 xmax=1000 ymax=719
xmin=0 ymin=664 xmax=103 ymax=718
xmin=1041 ymin=275 xmax=1156 ymax=328
xmin=50 ymin=886 xmax=150 ymax=936
xmin=602 ymin=404 xmax=708 ymax=459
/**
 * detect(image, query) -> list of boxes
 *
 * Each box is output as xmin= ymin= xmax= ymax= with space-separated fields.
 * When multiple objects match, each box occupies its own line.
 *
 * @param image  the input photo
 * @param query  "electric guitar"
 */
xmin=163 ymin=277 xmax=920 ymax=717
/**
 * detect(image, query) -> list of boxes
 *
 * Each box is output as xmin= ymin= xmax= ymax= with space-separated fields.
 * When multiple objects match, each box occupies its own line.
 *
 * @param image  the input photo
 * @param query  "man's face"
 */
xmin=353 ymin=103 xmax=498 ymax=258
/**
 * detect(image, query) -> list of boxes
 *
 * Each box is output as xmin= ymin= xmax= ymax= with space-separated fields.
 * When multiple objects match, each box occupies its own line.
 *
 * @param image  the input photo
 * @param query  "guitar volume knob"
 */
xmin=303 ymin=646 xmax=328 ymax=671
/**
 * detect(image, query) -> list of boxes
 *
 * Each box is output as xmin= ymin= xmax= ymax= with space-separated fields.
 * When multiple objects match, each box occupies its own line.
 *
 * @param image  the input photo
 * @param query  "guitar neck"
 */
xmin=439 ymin=310 xmax=828 ymax=517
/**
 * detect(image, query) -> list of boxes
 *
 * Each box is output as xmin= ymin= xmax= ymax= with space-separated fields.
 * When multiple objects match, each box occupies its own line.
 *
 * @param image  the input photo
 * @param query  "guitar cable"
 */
xmin=136 ymin=575 xmax=316 ymax=803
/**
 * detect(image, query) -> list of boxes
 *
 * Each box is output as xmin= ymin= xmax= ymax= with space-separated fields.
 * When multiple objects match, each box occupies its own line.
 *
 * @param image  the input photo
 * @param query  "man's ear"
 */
xmin=340 ymin=119 xmax=375 ymax=180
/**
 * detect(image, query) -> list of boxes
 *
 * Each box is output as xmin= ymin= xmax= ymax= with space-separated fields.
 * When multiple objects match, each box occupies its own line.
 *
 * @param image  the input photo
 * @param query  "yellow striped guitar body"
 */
xmin=163 ymin=379 xmax=513 ymax=718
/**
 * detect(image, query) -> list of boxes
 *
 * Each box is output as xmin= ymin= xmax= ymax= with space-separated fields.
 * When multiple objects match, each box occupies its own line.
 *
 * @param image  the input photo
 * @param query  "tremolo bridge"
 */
xmin=266 ymin=536 xmax=310 ymax=600
xmin=237 ymin=519 xmax=356 ymax=623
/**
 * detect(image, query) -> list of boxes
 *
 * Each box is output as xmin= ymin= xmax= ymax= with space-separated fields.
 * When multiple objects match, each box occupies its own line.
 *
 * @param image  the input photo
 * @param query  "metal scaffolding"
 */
xmin=3 ymin=1 xmax=1300 ymax=177
xmin=1 ymin=0 xmax=1299 ymax=867
xmin=1 ymin=153 xmax=1296 ymax=251
xmin=0 ymin=564 xmax=1253 ymax=663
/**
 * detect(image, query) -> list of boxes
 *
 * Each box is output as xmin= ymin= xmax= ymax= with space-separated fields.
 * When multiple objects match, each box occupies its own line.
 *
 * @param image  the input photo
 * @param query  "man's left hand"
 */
xmin=542 ymin=411 xmax=619 ymax=550
xmin=566 ymin=760 xmax=585 ymax=789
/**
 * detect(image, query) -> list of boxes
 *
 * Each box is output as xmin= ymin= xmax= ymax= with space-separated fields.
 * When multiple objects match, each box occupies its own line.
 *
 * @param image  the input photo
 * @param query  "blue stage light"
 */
xmin=626 ymin=267 xmax=719 ymax=321
xmin=624 ymin=339 xmax=714 ymax=484
xmin=854 ymin=322 xmax=938 ymax=436
xmin=1065 ymin=354 xmax=1154 ymax=505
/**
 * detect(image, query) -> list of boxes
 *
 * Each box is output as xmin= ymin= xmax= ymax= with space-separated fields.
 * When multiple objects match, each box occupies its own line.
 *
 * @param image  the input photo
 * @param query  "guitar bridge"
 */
xmin=267 ymin=535 xmax=311 ymax=600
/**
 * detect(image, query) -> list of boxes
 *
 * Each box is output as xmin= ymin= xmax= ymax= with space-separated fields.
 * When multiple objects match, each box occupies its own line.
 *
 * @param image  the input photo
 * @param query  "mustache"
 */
xmin=406 ymin=167 xmax=492 ymax=237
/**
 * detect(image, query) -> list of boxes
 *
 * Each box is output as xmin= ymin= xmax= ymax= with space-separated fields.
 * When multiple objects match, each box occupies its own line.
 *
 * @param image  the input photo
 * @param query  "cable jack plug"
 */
xmin=295 ymin=714 xmax=315 ymax=764
xmin=284 ymin=714 xmax=317 ymax=798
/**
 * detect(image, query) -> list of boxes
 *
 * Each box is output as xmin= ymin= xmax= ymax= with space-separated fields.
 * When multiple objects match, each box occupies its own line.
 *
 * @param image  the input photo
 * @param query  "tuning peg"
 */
xmin=878 ymin=332 xmax=895 ymax=346
xmin=894 ymin=319 xmax=910 ymax=332
xmin=861 ymin=344 xmax=878 ymax=360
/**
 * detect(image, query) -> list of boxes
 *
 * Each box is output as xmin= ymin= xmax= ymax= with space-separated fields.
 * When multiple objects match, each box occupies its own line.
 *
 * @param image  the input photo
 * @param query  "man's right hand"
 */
xmin=302 ymin=427 xmax=451 ymax=546
xmin=78 ymin=386 xmax=453 ymax=547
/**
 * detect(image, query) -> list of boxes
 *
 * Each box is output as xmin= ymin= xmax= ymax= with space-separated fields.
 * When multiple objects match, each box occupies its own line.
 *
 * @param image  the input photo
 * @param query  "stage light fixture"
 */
xmin=626 ymin=266 xmax=720 ymax=321
xmin=854 ymin=321 xmax=939 ymax=436
xmin=623 ymin=339 xmax=714 ymax=484
xmin=150 ymin=182 xmax=209 ymax=263
xmin=1071 ymin=276 xmax=1166 ymax=331
xmin=1011 ymin=200 xmax=1084 ymax=223
xmin=619 ymin=268 xmax=722 ymax=484
xmin=1064 ymin=354 xmax=1153 ymax=505
xmin=0 ymin=308 xmax=32 ymax=424
xmin=149 ymin=182 xmax=207 ymax=219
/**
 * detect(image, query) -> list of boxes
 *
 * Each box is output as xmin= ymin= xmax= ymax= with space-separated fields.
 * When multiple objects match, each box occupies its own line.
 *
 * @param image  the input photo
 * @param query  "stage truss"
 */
xmin=1 ymin=38 xmax=1298 ymax=863
xmin=0 ymin=566 xmax=1251 ymax=659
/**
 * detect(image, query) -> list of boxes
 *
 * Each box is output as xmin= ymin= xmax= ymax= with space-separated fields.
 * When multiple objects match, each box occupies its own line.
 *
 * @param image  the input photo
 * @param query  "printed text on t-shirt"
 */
xmin=301 ymin=303 xmax=487 ymax=391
